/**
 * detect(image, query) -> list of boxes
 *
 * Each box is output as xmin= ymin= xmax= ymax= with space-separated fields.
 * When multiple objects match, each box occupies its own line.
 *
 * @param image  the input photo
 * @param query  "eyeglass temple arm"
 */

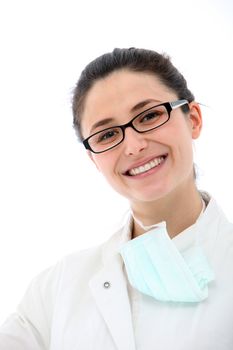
xmin=171 ymin=100 xmax=209 ymax=110
xmin=170 ymin=99 xmax=188 ymax=109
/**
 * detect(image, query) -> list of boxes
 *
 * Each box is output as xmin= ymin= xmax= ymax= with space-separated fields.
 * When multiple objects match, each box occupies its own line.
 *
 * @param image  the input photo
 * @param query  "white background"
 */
xmin=0 ymin=0 xmax=232 ymax=323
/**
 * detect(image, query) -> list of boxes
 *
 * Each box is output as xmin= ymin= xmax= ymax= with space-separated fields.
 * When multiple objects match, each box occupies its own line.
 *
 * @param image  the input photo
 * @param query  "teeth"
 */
xmin=129 ymin=156 xmax=165 ymax=176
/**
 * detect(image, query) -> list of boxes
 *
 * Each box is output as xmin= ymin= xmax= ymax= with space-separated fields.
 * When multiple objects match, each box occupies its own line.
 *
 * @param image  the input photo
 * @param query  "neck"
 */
xmin=131 ymin=183 xmax=203 ymax=239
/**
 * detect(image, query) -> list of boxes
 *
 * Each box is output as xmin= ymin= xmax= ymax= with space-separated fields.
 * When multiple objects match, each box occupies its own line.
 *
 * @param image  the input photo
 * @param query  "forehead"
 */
xmin=81 ymin=69 xmax=177 ymax=137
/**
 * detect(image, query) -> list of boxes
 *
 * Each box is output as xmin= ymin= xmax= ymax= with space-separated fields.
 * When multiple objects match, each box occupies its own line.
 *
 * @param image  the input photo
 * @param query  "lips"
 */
xmin=125 ymin=154 xmax=168 ymax=176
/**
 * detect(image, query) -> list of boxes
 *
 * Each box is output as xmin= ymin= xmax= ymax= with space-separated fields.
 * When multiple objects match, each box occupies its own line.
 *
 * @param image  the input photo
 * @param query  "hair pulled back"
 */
xmin=72 ymin=48 xmax=195 ymax=141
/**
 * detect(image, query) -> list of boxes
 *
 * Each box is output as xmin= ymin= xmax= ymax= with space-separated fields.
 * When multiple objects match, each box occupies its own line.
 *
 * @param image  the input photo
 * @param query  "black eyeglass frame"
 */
xmin=83 ymin=99 xmax=189 ymax=154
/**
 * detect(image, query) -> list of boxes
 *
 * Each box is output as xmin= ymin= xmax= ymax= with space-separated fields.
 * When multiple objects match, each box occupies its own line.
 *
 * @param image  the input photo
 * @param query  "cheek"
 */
xmin=92 ymin=155 xmax=115 ymax=178
xmin=92 ymin=154 xmax=128 ymax=195
xmin=176 ymin=136 xmax=194 ymax=173
xmin=163 ymin=124 xmax=194 ymax=166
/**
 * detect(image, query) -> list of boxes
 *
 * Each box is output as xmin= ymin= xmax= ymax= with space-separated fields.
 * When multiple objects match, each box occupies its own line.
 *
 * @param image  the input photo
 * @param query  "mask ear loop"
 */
xmin=193 ymin=197 xmax=207 ymax=247
xmin=183 ymin=198 xmax=215 ymax=287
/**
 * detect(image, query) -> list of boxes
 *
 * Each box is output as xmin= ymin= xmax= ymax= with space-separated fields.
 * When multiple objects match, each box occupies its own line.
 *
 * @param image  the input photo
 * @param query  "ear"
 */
xmin=86 ymin=150 xmax=100 ymax=171
xmin=188 ymin=102 xmax=203 ymax=140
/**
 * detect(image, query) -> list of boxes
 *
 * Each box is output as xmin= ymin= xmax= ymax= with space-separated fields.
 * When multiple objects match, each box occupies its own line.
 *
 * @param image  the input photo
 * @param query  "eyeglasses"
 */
xmin=83 ymin=99 xmax=189 ymax=154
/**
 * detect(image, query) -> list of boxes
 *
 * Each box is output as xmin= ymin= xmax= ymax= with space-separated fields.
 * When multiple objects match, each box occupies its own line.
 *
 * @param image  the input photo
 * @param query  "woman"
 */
xmin=1 ymin=48 xmax=233 ymax=349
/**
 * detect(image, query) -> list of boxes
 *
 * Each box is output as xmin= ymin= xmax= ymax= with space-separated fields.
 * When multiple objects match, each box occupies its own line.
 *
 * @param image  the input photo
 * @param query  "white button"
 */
xmin=103 ymin=281 xmax=111 ymax=289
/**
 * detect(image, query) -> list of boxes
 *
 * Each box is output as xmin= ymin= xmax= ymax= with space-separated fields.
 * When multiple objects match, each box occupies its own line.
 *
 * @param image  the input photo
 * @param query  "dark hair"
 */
xmin=72 ymin=48 xmax=195 ymax=141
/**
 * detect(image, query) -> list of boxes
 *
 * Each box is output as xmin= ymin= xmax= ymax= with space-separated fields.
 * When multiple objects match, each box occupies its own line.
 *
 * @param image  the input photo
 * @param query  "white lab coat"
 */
xmin=1 ymin=195 xmax=233 ymax=350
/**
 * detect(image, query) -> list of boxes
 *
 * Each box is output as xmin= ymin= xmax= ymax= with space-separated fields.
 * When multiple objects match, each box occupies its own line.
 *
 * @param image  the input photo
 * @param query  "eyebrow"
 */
xmin=130 ymin=98 xmax=161 ymax=113
xmin=90 ymin=118 xmax=115 ymax=134
xmin=90 ymin=98 xmax=161 ymax=133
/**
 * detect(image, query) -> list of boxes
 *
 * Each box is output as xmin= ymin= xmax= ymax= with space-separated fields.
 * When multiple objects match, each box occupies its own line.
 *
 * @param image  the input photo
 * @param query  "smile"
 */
xmin=128 ymin=155 xmax=167 ymax=176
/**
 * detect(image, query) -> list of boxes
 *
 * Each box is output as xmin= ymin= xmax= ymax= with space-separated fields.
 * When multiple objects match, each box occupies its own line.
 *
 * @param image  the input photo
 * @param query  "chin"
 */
xmin=129 ymin=187 xmax=172 ymax=204
xmin=111 ymin=177 xmax=176 ymax=203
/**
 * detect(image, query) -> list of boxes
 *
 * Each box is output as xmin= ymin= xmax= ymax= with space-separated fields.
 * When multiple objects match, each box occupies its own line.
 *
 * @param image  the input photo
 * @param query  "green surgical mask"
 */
xmin=119 ymin=222 xmax=215 ymax=303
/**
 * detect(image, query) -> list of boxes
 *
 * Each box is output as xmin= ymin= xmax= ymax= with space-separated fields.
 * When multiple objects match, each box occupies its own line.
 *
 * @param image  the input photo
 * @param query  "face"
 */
xmin=81 ymin=69 xmax=202 ymax=206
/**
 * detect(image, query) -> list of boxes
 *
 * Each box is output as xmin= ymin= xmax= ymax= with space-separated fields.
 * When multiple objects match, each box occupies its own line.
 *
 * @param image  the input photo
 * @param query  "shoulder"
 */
xmin=16 ymin=224 xmax=127 ymax=331
xmin=200 ymin=195 xmax=233 ymax=263
xmin=26 ymin=222 xmax=128 ymax=297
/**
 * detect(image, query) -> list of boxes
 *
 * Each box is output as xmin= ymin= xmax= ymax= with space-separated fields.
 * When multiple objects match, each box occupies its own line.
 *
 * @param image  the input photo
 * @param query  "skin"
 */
xmin=81 ymin=69 xmax=203 ymax=238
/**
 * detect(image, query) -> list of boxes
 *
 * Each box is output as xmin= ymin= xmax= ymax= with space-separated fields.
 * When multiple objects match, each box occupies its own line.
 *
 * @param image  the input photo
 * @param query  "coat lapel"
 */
xmin=89 ymin=222 xmax=136 ymax=350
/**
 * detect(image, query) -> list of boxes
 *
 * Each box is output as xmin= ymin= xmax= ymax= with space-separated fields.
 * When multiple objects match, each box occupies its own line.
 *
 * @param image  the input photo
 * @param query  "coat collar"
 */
xmin=89 ymin=215 xmax=136 ymax=350
xmin=89 ymin=193 xmax=229 ymax=350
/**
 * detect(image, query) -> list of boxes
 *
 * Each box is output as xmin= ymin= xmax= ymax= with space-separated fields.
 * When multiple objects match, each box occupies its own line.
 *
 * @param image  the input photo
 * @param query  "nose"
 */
xmin=123 ymin=127 xmax=148 ymax=156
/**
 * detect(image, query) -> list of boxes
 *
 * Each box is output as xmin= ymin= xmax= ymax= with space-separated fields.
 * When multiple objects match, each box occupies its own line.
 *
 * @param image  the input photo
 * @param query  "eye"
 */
xmin=96 ymin=128 xmax=120 ymax=144
xmin=140 ymin=110 xmax=163 ymax=123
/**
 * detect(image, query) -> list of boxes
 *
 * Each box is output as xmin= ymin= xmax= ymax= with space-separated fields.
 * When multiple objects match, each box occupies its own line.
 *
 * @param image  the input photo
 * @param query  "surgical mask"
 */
xmin=119 ymin=221 xmax=215 ymax=303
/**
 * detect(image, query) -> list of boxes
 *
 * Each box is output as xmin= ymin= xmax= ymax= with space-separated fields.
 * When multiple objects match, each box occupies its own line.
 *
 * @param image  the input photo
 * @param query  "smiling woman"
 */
xmin=77 ymin=62 xmax=202 ymax=237
xmin=1 ymin=48 xmax=233 ymax=350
